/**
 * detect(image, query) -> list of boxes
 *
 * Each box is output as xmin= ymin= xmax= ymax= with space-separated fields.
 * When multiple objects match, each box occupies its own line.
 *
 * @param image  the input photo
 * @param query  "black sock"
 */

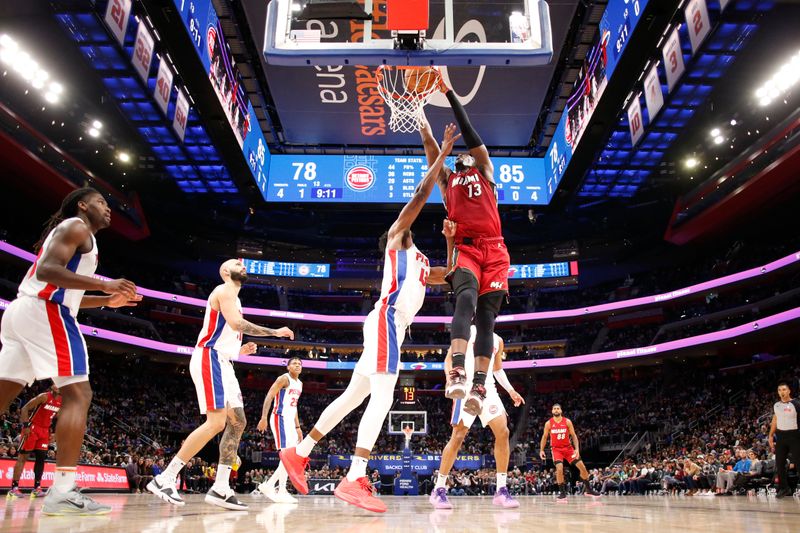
xmin=452 ymin=352 xmax=465 ymax=369
xmin=474 ymin=371 xmax=487 ymax=386
xmin=11 ymin=480 xmax=18 ymax=489
xmin=558 ymin=483 xmax=565 ymax=494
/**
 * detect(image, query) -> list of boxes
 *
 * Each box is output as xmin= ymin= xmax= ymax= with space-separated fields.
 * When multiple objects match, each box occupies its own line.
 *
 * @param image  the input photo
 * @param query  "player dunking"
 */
xmin=256 ymin=356 xmax=304 ymax=503
xmin=539 ymin=404 xmax=600 ymax=501
xmin=280 ymin=125 xmax=461 ymax=513
xmin=0 ymin=188 xmax=140 ymax=515
xmin=419 ymin=83 xmax=511 ymax=418
xmin=148 ymin=259 xmax=294 ymax=510
xmin=6 ymin=385 xmax=61 ymax=499
xmin=429 ymin=327 xmax=525 ymax=509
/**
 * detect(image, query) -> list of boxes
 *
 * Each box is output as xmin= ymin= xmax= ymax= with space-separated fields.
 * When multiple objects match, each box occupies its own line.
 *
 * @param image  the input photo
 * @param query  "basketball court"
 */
xmin=3 ymin=494 xmax=798 ymax=532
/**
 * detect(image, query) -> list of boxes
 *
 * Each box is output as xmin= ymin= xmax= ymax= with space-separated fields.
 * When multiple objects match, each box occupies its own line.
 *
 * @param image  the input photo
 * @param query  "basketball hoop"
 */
xmin=376 ymin=65 xmax=441 ymax=133
xmin=402 ymin=425 xmax=414 ymax=446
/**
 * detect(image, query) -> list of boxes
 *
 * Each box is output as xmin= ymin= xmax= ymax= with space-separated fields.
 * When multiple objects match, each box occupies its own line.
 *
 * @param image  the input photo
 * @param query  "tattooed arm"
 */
xmin=216 ymin=286 xmax=295 ymax=339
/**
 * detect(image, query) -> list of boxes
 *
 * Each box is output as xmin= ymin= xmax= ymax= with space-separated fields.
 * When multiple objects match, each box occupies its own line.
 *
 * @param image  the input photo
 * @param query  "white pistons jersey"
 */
xmin=464 ymin=326 xmax=502 ymax=396
xmin=18 ymin=218 xmax=98 ymax=317
xmin=195 ymin=288 xmax=243 ymax=361
xmin=273 ymin=372 xmax=303 ymax=420
xmin=375 ymin=245 xmax=430 ymax=325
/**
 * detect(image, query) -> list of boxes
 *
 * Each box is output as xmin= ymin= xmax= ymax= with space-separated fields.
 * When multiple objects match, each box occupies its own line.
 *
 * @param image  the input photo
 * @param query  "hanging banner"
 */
xmin=173 ymin=90 xmax=190 ymax=141
xmin=685 ymin=0 xmax=711 ymax=54
xmin=154 ymin=57 xmax=173 ymax=115
xmin=643 ymin=64 xmax=664 ymax=121
xmin=131 ymin=23 xmax=155 ymax=83
xmin=662 ymin=27 xmax=686 ymax=92
xmin=627 ymin=95 xmax=644 ymax=147
xmin=104 ymin=0 xmax=132 ymax=46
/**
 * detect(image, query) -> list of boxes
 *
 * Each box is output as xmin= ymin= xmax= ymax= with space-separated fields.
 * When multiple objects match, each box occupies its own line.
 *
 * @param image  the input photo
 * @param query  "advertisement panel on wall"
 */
xmin=544 ymin=0 xmax=650 ymax=194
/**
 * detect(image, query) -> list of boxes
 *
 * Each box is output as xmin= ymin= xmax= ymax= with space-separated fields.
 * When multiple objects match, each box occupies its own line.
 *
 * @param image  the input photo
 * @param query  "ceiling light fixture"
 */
xmin=0 ymin=34 xmax=64 ymax=103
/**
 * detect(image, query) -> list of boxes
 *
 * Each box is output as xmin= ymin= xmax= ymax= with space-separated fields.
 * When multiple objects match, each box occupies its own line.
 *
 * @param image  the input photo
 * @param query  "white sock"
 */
xmin=497 ymin=472 xmax=508 ymax=489
xmin=213 ymin=464 xmax=232 ymax=491
xmin=53 ymin=467 xmax=77 ymax=492
xmin=346 ymin=456 xmax=369 ymax=482
xmin=162 ymin=457 xmax=186 ymax=484
xmin=296 ymin=436 xmax=317 ymax=458
xmin=435 ymin=473 xmax=448 ymax=489
xmin=277 ymin=463 xmax=289 ymax=492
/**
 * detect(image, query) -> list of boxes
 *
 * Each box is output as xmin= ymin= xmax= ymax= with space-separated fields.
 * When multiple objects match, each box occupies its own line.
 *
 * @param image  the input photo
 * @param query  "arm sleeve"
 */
xmin=445 ymin=90 xmax=483 ymax=149
xmin=493 ymin=369 xmax=515 ymax=394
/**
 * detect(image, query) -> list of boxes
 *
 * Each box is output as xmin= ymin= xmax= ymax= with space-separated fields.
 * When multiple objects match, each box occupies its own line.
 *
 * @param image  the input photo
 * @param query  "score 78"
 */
xmin=292 ymin=162 xmax=317 ymax=180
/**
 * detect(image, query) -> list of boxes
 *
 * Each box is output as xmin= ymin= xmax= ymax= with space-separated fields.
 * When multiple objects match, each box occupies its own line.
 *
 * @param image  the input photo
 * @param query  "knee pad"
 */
xmin=450 ymin=269 xmax=478 ymax=341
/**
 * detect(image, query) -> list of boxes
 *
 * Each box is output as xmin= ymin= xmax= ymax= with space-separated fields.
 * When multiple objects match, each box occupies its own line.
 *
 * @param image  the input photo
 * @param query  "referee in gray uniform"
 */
xmin=769 ymin=380 xmax=800 ymax=498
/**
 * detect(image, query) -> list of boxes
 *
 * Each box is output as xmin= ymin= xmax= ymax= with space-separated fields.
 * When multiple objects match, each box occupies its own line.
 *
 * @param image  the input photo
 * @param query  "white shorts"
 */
xmin=270 ymin=413 xmax=298 ymax=450
xmin=451 ymin=392 xmax=506 ymax=429
xmin=0 ymin=297 xmax=90 ymax=387
xmin=189 ymin=347 xmax=243 ymax=415
xmin=353 ymin=305 xmax=407 ymax=376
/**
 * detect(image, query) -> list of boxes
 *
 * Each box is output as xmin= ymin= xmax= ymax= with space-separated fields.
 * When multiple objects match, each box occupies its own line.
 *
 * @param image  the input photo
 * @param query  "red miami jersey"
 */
xmin=549 ymin=417 xmax=573 ymax=449
xmin=445 ymin=166 xmax=502 ymax=240
xmin=29 ymin=391 xmax=61 ymax=429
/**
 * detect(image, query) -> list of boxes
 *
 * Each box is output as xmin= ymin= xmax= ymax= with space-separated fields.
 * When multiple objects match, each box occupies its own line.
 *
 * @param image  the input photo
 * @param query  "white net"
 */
xmin=376 ymin=66 xmax=441 ymax=133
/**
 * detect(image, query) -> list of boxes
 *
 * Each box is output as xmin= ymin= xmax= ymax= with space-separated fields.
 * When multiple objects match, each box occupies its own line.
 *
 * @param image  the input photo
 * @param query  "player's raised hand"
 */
xmin=274 ymin=327 xmax=294 ymax=340
xmin=539 ymin=450 xmax=546 ymax=461
xmin=256 ymin=417 xmax=268 ymax=433
xmin=106 ymin=293 xmax=143 ymax=308
xmin=509 ymin=390 xmax=526 ymax=407
xmin=239 ymin=342 xmax=258 ymax=356
xmin=442 ymin=218 xmax=457 ymax=239
xmin=440 ymin=123 xmax=461 ymax=155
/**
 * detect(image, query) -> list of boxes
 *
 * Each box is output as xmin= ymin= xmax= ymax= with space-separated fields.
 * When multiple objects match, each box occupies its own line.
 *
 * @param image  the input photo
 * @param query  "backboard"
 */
xmin=265 ymin=0 xmax=553 ymax=66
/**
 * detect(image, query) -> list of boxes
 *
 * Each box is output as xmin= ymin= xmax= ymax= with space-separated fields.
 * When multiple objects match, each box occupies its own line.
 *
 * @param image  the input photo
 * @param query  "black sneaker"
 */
xmin=775 ymin=488 xmax=790 ymax=499
xmin=463 ymin=383 xmax=486 ymax=416
xmin=205 ymin=487 xmax=248 ymax=510
xmin=445 ymin=367 xmax=467 ymax=399
xmin=556 ymin=492 xmax=568 ymax=503
xmin=584 ymin=486 xmax=601 ymax=497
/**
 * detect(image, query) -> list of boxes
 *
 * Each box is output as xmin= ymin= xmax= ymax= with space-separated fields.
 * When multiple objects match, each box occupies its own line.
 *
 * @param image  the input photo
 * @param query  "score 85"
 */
xmin=498 ymin=164 xmax=524 ymax=183
xmin=291 ymin=162 xmax=317 ymax=180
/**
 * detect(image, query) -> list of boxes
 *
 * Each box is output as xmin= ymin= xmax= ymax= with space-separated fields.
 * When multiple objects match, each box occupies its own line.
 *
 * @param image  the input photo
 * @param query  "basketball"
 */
xmin=404 ymin=67 xmax=438 ymax=94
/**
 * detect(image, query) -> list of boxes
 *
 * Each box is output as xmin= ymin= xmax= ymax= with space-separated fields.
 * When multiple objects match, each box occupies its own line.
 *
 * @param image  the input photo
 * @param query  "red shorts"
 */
xmin=451 ymin=237 xmax=510 ymax=296
xmin=552 ymin=446 xmax=577 ymax=464
xmin=20 ymin=425 xmax=50 ymax=452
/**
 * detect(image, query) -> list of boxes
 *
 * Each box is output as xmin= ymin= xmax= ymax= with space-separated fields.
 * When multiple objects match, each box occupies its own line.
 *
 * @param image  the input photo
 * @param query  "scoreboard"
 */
xmin=508 ymin=261 xmax=578 ymax=280
xmin=264 ymin=155 xmax=550 ymax=205
xmin=242 ymin=259 xmax=330 ymax=278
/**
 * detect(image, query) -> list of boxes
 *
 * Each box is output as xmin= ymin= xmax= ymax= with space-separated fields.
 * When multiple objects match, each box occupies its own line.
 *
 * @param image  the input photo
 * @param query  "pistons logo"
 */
xmin=489 ymin=405 xmax=498 ymax=415
xmin=298 ymin=265 xmax=310 ymax=276
xmin=346 ymin=166 xmax=375 ymax=192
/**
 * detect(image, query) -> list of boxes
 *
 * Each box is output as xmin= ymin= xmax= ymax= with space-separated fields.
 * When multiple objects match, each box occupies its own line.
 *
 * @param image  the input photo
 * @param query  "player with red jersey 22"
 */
xmin=540 ymin=403 xmax=601 ymax=501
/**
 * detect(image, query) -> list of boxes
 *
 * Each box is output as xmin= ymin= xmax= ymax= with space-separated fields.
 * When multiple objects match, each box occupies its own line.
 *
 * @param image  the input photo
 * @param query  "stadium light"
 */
xmin=0 ymin=34 xmax=64 ymax=103
xmin=118 ymin=151 xmax=131 ymax=163
xmin=754 ymin=49 xmax=800 ymax=106
xmin=685 ymin=157 xmax=698 ymax=168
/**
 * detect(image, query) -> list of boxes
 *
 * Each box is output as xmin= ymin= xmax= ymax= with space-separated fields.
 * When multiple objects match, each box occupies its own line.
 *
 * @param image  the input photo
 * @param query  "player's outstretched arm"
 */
xmin=438 ymin=82 xmax=494 ymax=181
xmin=493 ymin=340 xmax=525 ymax=407
xmin=539 ymin=421 xmax=550 ymax=460
xmin=37 ymin=219 xmax=137 ymax=298
xmin=427 ymin=218 xmax=457 ymax=285
xmin=217 ymin=287 xmax=295 ymax=339
xmin=256 ymin=375 xmax=289 ymax=432
xmin=419 ymin=113 xmax=452 ymax=199
xmin=387 ymin=124 xmax=461 ymax=243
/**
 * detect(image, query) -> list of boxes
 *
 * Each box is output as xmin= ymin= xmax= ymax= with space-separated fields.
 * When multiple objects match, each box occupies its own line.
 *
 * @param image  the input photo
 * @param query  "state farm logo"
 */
xmin=346 ymin=166 xmax=375 ymax=192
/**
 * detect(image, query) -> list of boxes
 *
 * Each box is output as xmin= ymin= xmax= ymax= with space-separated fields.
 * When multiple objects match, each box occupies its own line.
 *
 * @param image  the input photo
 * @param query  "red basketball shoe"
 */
xmin=279 ymin=448 xmax=309 ymax=495
xmin=334 ymin=477 xmax=386 ymax=513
